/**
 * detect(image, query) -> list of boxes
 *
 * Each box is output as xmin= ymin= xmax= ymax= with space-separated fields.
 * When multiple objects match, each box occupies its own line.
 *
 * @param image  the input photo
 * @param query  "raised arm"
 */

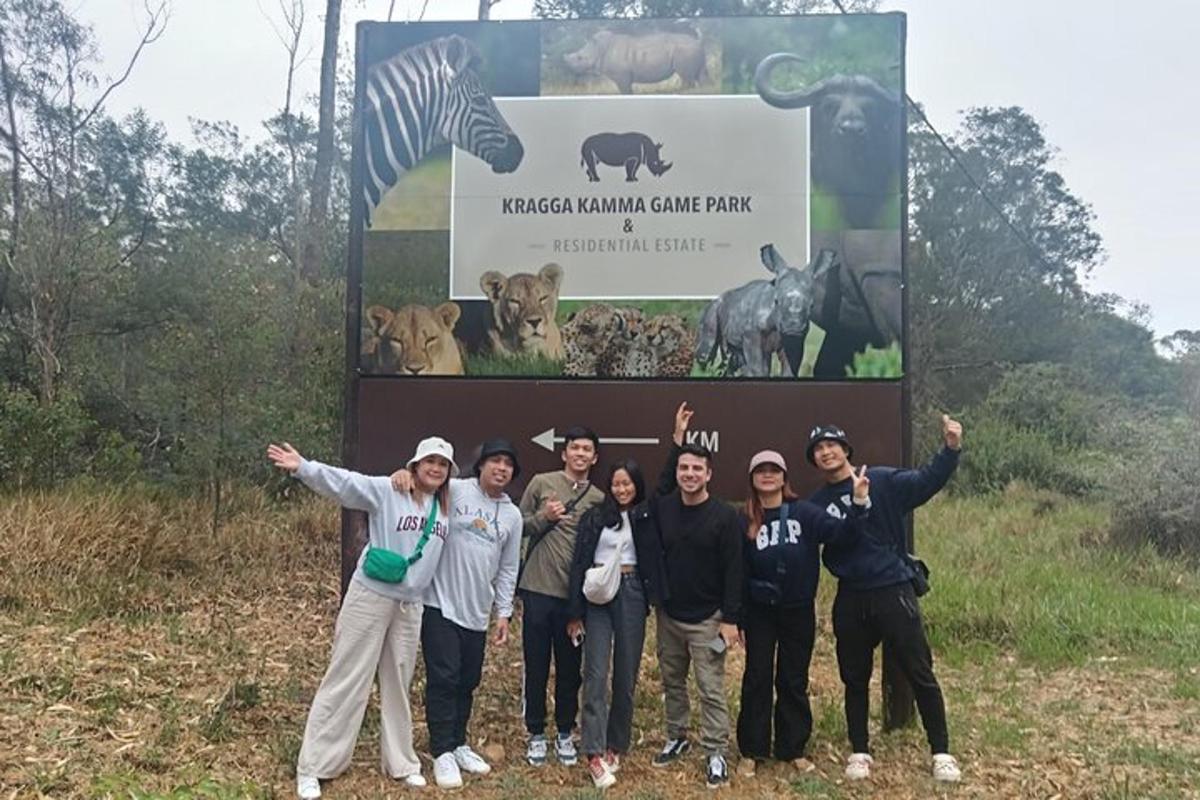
xmin=891 ymin=415 xmax=962 ymax=510
xmin=267 ymin=442 xmax=387 ymax=513
xmin=654 ymin=402 xmax=693 ymax=496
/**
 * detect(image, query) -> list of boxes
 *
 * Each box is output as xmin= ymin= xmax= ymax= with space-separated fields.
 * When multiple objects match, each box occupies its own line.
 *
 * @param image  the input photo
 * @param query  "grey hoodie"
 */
xmin=295 ymin=458 xmax=447 ymax=603
xmin=424 ymin=477 xmax=522 ymax=631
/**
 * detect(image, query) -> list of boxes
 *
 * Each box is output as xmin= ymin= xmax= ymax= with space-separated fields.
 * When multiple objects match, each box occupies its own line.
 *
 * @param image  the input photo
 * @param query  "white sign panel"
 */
xmin=450 ymin=95 xmax=808 ymax=300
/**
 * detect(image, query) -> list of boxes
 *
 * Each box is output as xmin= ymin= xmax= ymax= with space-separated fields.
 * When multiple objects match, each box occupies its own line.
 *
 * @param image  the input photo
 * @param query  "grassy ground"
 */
xmin=2 ymin=485 xmax=1198 ymax=799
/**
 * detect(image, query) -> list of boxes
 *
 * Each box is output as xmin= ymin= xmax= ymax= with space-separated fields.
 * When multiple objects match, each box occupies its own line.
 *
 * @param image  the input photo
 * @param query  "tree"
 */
xmin=304 ymin=0 xmax=342 ymax=283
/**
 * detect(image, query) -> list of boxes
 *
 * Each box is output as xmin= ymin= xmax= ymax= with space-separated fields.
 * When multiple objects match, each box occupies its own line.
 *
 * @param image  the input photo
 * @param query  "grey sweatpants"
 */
xmin=296 ymin=580 xmax=423 ymax=779
xmin=655 ymin=608 xmax=730 ymax=755
xmin=581 ymin=573 xmax=646 ymax=756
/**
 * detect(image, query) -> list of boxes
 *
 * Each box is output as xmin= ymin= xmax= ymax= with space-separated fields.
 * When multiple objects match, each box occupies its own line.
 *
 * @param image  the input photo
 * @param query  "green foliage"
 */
xmin=847 ymin=343 xmax=901 ymax=378
xmin=1108 ymin=417 xmax=1200 ymax=561
xmin=954 ymin=415 xmax=1097 ymax=497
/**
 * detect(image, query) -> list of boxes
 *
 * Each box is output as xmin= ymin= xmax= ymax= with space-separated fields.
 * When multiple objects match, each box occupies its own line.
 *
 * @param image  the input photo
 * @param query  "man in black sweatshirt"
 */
xmin=644 ymin=403 xmax=743 ymax=789
xmin=807 ymin=415 xmax=964 ymax=784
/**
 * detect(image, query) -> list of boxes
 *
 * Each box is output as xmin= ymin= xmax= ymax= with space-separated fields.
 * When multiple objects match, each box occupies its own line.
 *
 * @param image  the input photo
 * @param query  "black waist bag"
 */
xmin=748 ymin=502 xmax=790 ymax=606
xmin=905 ymin=553 xmax=931 ymax=597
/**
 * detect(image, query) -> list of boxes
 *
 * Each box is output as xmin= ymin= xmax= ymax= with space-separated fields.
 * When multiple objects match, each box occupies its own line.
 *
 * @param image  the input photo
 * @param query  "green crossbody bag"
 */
xmin=363 ymin=498 xmax=438 ymax=584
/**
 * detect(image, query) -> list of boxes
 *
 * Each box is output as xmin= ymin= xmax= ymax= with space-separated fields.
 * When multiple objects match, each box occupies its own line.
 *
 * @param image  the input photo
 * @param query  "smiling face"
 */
xmin=676 ymin=452 xmax=712 ymax=497
xmin=478 ymin=454 xmax=514 ymax=495
xmin=561 ymin=437 xmax=598 ymax=479
xmin=751 ymin=463 xmax=785 ymax=496
xmin=414 ymin=454 xmax=451 ymax=493
xmin=610 ymin=468 xmax=637 ymax=508
xmin=811 ymin=439 xmax=850 ymax=474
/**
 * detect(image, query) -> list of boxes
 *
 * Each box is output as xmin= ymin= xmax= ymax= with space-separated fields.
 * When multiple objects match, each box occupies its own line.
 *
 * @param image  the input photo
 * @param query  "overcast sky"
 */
xmin=86 ymin=0 xmax=1199 ymax=337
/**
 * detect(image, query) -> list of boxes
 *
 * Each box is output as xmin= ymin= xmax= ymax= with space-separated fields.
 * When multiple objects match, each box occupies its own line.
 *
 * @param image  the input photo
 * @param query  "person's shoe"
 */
xmin=588 ymin=755 xmax=617 ymax=789
xmin=791 ymin=757 xmax=816 ymax=773
xmin=736 ymin=757 xmax=757 ymax=777
xmin=706 ymin=754 xmax=729 ymax=789
xmin=932 ymin=753 xmax=962 ymax=783
xmin=296 ymin=775 xmax=321 ymax=799
xmin=526 ymin=734 xmax=548 ymax=766
xmin=603 ymin=750 xmax=621 ymax=773
xmin=652 ymin=737 xmax=690 ymax=766
xmin=845 ymin=752 xmax=873 ymax=780
xmin=403 ymin=773 xmax=427 ymax=787
xmin=453 ymin=745 xmax=491 ymax=775
xmin=556 ymin=732 xmax=578 ymax=766
xmin=433 ymin=753 xmax=463 ymax=789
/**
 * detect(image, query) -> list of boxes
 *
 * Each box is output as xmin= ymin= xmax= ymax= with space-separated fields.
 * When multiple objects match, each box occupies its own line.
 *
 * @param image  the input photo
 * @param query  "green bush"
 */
xmin=1109 ymin=418 xmax=1200 ymax=561
xmin=954 ymin=416 xmax=1097 ymax=496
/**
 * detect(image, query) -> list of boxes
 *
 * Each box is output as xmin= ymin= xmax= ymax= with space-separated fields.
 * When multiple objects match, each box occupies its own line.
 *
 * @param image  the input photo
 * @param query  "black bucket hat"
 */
xmin=474 ymin=437 xmax=521 ymax=480
xmin=805 ymin=424 xmax=853 ymax=466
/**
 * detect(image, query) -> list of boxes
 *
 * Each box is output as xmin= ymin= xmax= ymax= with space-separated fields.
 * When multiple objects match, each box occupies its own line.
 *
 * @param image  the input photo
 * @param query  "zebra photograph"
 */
xmin=362 ymin=34 xmax=525 ymax=227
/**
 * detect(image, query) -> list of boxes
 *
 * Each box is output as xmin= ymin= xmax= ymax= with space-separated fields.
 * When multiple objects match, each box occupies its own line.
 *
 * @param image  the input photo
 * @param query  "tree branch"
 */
xmin=75 ymin=1 xmax=169 ymax=132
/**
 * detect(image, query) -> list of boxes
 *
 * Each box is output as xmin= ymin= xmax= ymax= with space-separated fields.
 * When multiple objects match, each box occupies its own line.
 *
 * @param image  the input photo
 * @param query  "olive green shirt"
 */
xmin=518 ymin=471 xmax=605 ymax=599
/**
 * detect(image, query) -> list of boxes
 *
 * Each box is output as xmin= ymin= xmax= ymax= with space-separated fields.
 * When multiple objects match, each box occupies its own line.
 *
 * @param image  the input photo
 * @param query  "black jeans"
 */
xmin=736 ymin=600 xmax=816 ymax=760
xmin=521 ymin=589 xmax=583 ymax=736
xmin=832 ymin=583 xmax=949 ymax=754
xmin=422 ymin=605 xmax=486 ymax=757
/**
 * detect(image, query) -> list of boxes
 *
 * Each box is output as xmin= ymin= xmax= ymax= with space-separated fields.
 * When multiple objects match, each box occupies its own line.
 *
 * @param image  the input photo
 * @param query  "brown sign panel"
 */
xmin=355 ymin=378 xmax=903 ymax=500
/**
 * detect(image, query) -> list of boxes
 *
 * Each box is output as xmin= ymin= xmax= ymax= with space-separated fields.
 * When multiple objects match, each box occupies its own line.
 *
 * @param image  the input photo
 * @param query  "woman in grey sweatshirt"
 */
xmin=267 ymin=437 xmax=457 ymax=799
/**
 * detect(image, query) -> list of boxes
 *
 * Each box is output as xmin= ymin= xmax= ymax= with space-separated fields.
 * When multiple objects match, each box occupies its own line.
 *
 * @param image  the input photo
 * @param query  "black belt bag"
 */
xmin=904 ymin=553 xmax=931 ymax=597
xmin=748 ymin=502 xmax=790 ymax=606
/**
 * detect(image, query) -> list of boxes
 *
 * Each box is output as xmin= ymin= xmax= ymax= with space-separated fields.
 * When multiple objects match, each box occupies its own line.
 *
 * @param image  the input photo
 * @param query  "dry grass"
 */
xmin=1 ymin=488 xmax=1198 ymax=799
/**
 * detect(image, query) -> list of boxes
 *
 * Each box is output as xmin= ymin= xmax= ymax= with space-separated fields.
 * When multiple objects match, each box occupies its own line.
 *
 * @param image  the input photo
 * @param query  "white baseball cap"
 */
xmin=407 ymin=436 xmax=459 ymax=477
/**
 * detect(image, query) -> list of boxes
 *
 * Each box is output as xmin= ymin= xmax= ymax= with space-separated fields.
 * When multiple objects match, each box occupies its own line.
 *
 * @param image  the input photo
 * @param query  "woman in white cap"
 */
xmin=266 ymin=436 xmax=458 ymax=799
xmin=735 ymin=450 xmax=870 ymax=777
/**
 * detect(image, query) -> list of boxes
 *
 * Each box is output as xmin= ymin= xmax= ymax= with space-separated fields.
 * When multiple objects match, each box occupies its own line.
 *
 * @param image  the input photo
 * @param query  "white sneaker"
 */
xmin=845 ymin=752 xmax=873 ymax=780
xmin=403 ymin=773 xmax=427 ymax=787
xmin=555 ymin=733 xmax=579 ymax=766
xmin=453 ymin=744 xmax=491 ymax=775
xmin=932 ymin=753 xmax=961 ymax=782
xmin=296 ymin=775 xmax=321 ymax=799
xmin=433 ymin=752 xmax=463 ymax=789
xmin=526 ymin=734 xmax=548 ymax=766
xmin=588 ymin=755 xmax=616 ymax=789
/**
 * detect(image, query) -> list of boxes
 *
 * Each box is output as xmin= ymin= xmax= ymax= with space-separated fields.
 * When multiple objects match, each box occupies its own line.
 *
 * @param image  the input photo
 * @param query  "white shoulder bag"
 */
xmin=582 ymin=516 xmax=629 ymax=605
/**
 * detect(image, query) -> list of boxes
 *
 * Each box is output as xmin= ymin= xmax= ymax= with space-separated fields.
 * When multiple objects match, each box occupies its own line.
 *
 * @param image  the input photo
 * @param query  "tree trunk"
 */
xmin=303 ymin=0 xmax=342 ymax=283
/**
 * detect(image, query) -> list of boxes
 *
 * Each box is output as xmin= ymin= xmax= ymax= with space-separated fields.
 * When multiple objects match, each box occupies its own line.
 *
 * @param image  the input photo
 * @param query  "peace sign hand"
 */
xmin=850 ymin=464 xmax=871 ymax=504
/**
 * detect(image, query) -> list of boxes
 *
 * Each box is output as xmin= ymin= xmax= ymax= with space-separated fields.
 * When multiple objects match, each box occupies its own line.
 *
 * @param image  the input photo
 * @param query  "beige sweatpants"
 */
xmin=296 ymin=580 xmax=423 ymax=779
xmin=655 ymin=608 xmax=730 ymax=755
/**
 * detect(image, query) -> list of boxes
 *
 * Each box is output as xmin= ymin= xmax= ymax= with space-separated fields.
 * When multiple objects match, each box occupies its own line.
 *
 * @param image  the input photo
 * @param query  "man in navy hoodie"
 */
xmin=807 ymin=415 xmax=963 ymax=784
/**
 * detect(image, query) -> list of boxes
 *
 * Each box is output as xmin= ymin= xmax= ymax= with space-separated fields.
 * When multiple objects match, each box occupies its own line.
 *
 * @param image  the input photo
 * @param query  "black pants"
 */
xmin=422 ymin=604 xmax=486 ymax=757
xmin=521 ymin=589 xmax=583 ymax=736
xmin=736 ymin=600 xmax=815 ymax=761
xmin=832 ymin=583 xmax=949 ymax=754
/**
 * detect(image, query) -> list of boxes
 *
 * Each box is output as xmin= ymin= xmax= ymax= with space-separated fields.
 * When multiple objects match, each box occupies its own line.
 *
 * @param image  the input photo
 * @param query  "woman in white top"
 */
xmin=267 ymin=436 xmax=456 ymax=799
xmin=565 ymin=459 xmax=651 ymax=790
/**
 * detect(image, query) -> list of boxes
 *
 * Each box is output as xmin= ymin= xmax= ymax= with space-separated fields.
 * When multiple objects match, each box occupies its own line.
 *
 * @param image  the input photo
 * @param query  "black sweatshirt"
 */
xmin=810 ymin=446 xmax=960 ymax=591
xmin=658 ymin=493 xmax=744 ymax=624
xmin=742 ymin=498 xmax=866 ymax=608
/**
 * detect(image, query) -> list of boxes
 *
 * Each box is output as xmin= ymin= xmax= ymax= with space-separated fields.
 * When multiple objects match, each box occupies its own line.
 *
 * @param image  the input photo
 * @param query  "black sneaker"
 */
xmin=652 ymin=737 xmax=690 ymax=766
xmin=706 ymin=754 xmax=729 ymax=789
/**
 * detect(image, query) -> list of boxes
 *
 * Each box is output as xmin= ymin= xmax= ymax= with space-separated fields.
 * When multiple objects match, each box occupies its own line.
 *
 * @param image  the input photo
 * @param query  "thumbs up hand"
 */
xmin=942 ymin=414 xmax=963 ymax=450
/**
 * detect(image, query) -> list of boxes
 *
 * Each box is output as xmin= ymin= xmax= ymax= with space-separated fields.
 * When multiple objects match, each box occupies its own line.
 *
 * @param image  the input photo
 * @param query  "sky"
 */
xmin=85 ymin=0 xmax=1200 ymax=337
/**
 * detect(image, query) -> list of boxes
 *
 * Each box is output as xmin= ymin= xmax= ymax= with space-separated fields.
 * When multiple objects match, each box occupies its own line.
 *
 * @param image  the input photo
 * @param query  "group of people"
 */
xmin=267 ymin=402 xmax=965 ymax=798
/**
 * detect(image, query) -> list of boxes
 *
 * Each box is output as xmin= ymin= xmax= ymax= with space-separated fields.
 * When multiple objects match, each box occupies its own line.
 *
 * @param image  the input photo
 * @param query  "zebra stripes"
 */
xmin=362 ymin=34 xmax=524 ymax=227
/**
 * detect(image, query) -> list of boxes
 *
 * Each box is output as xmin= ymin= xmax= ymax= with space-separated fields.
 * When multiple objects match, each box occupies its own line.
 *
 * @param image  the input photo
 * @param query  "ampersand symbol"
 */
xmin=623 ymin=218 xmax=633 ymax=233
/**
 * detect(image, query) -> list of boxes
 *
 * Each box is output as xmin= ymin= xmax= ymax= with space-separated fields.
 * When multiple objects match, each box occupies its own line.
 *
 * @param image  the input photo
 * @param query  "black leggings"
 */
xmin=832 ymin=583 xmax=949 ymax=754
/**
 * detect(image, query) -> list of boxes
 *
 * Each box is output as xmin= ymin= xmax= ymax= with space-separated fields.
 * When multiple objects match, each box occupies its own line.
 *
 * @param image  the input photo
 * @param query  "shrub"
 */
xmin=1109 ymin=418 xmax=1200 ymax=561
xmin=953 ymin=415 xmax=1097 ymax=496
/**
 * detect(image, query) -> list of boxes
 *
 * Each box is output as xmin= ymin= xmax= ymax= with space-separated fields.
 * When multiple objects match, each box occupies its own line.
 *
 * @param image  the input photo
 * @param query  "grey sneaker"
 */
xmin=556 ymin=732 xmax=578 ymax=766
xmin=526 ymin=734 xmax=548 ymax=766
xmin=652 ymin=737 xmax=690 ymax=766
xmin=706 ymin=754 xmax=729 ymax=789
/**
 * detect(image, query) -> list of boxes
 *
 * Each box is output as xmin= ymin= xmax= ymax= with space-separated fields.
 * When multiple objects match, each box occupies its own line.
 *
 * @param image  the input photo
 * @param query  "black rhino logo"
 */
xmin=580 ymin=132 xmax=673 ymax=182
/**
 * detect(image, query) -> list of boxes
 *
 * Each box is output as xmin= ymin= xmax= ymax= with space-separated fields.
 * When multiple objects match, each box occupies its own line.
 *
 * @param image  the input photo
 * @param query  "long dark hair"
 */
xmin=598 ymin=458 xmax=646 ymax=529
xmin=744 ymin=469 xmax=799 ymax=541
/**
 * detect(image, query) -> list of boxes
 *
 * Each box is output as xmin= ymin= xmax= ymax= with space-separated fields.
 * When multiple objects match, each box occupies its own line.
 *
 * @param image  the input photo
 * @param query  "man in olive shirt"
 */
xmin=518 ymin=426 xmax=606 ymax=767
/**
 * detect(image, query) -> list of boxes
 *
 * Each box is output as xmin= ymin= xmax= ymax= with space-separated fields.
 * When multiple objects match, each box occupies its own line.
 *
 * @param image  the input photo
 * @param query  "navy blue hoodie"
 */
xmin=809 ymin=446 xmax=959 ymax=591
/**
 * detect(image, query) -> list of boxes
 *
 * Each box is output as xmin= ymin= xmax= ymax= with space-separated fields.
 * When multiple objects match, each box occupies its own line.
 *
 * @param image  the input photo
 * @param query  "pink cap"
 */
xmin=748 ymin=449 xmax=787 ymax=474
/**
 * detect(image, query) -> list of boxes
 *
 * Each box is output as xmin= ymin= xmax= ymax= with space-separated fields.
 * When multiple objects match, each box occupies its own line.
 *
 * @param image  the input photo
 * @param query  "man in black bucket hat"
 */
xmin=806 ymin=414 xmax=964 ymax=785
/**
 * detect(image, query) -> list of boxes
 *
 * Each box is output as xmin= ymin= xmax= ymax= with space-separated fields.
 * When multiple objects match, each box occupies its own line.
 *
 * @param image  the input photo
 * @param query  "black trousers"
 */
xmin=736 ymin=600 xmax=816 ymax=761
xmin=521 ymin=589 xmax=583 ymax=736
xmin=422 ymin=605 xmax=486 ymax=757
xmin=832 ymin=583 xmax=949 ymax=754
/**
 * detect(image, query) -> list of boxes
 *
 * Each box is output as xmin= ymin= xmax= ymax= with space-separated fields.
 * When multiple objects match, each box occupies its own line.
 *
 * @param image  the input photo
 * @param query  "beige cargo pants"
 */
xmin=655 ymin=608 xmax=730 ymax=755
xmin=296 ymin=580 xmax=423 ymax=779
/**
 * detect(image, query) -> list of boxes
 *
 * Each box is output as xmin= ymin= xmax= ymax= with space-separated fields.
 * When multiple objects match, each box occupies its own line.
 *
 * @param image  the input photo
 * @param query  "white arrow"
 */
xmin=531 ymin=428 xmax=661 ymax=453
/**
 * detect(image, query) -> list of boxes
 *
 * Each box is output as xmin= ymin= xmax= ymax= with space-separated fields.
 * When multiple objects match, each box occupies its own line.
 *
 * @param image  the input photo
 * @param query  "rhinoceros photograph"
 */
xmin=540 ymin=20 xmax=722 ymax=96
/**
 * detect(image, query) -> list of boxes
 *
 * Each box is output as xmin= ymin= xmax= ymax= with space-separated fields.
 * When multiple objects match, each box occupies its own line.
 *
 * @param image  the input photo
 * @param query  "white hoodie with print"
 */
xmin=295 ymin=458 xmax=447 ymax=603
xmin=424 ymin=477 xmax=522 ymax=631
